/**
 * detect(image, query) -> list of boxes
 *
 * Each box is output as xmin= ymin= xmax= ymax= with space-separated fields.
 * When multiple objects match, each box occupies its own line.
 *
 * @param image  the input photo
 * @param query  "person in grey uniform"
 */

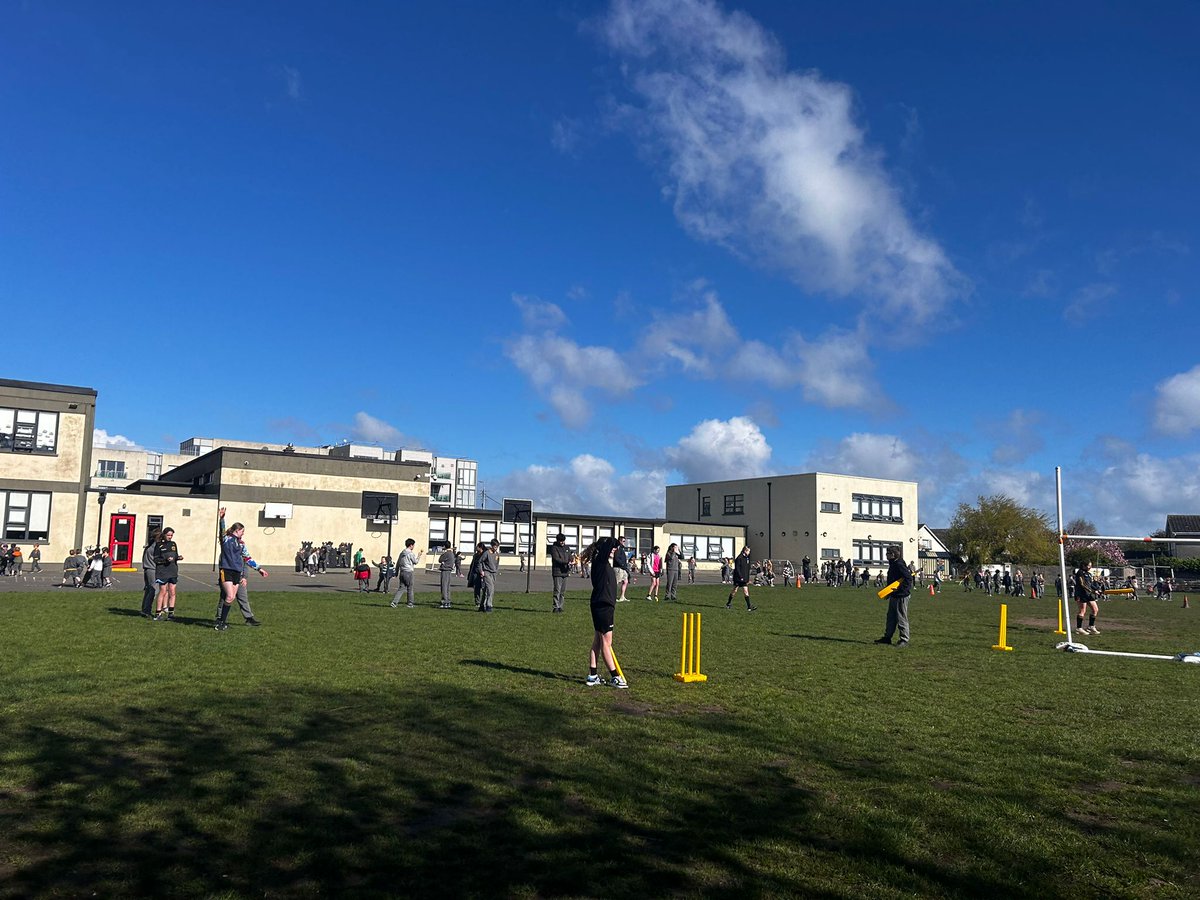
xmin=664 ymin=543 xmax=683 ymax=601
xmin=549 ymin=532 xmax=571 ymax=614
xmin=478 ymin=540 xmax=500 ymax=612
xmin=390 ymin=538 xmax=422 ymax=608
xmin=438 ymin=545 xmax=456 ymax=608
xmin=215 ymin=508 xmax=266 ymax=627
xmin=140 ymin=528 xmax=161 ymax=617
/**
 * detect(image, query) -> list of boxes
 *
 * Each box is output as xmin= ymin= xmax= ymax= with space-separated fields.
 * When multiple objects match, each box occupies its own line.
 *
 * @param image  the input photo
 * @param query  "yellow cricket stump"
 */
xmin=1055 ymin=600 xmax=1066 ymax=635
xmin=877 ymin=580 xmax=901 ymax=599
xmin=992 ymin=603 xmax=1014 ymax=651
xmin=609 ymin=646 xmax=626 ymax=682
xmin=674 ymin=612 xmax=707 ymax=683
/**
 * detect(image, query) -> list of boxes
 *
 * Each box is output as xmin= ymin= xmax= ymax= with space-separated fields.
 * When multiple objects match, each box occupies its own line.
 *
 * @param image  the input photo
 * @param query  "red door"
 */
xmin=109 ymin=514 xmax=136 ymax=566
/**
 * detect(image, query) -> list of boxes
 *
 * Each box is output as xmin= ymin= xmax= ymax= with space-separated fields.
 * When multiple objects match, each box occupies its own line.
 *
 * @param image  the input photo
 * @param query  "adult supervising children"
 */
xmin=874 ymin=546 xmax=913 ymax=647
xmin=726 ymin=545 xmax=756 ymax=611
xmin=140 ymin=528 xmax=160 ymax=617
xmin=1074 ymin=561 xmax=1100 ymax=635
xmin=550 ymin=532 xmax=571 ymax=614
xmin=581 ymin=536 xmax=628 ymax=688
xmin=478 ymin=540 xmax=499 ymax=613
xmin=390 ymin=538 xmax=422 ymax=609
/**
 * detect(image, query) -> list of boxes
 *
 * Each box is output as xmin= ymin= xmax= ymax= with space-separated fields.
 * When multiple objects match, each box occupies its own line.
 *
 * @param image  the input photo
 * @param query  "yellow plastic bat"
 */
xmin=877 ymin=580 xmax=901 ymax=599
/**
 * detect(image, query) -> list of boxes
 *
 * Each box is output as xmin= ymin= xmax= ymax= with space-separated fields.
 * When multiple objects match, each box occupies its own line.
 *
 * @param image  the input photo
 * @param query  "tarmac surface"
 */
xmin=0 ymin=563 xmax=727 ymax=596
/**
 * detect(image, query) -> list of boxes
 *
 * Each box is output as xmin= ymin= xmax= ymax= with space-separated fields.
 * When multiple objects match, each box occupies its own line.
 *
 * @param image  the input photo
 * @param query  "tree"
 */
xmin=945 ymin=495 xmax=1057 ymax=568
xmin=1064 ymin=516 xmax=1128 ymax=568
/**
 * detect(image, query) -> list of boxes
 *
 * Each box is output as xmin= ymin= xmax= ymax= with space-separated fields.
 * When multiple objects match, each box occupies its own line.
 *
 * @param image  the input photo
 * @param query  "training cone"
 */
xmin=928 ymin=584 xmax=935 ymax=596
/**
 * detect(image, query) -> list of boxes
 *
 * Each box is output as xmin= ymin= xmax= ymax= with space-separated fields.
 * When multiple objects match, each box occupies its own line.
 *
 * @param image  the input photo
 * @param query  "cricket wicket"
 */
xmin=674 ymin=612 xmax=708 ymax=683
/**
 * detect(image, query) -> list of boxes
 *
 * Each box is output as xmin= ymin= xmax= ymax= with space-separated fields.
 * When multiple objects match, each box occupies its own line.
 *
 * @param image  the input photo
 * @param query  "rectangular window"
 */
xmin=499 ymin=521 xmax=516 ymax=554
xmin=479 ymin=520 xmax=497 ymax=546
xmin=146 ymin=453 xmax=162 ymax=480
xmin=852 ymin=540 xmax=901 ymax=565
xmin=0 ymin=408 xmax=59 ymax=454
xmin=597 ymin=525 xmax=614 ymax=539
xmin=723 ymin=494 xmax=744 ymax=515
xmin=821 ymin=547 xmax=841 ymax=559
xmin=458 ymin=519 xmax=477 ymax=550
xmin=820 ymin=501 xmax=840 ymax=513
xmin=97 ymin=460 xmax=127 ymax=479
xmin=706 ymin=536 xmax=733 ymax=561
xmin=456 ymin=466 xmax=476 ymax=486
xmin=852 ymin=493 xmax=904 ymax=523
xmin=580 ymin=525 xmax=596 ymax=547
xmin=701 ymin=496 xmax=711 ymax=517
xmin=148 ymin=514 xmax=164 ymax=536
xmin=457 ymin=487 xmax=476 ymax=508
xmin=428 ymin=517 xmax=448 ymax=549
xmin=1 ymin=490 xmax=51 ymax=540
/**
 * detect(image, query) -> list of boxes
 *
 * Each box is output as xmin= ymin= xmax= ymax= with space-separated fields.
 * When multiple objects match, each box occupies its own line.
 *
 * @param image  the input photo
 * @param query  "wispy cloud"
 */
xmin=498 ymin=454 xmax=666 ymax=517
xmin=512 ymin=292 xmax=569 ymax=331
xmin=505 ymin=333 xmax=641 ymax=428
xmin=1063 ymin=282 xmax=1117 ymax=325
xmin=600 ymin=0 xmax=963 ymax=322
xmin=349 ymin=412 xmax=416 ymax=448
xmin=281 ymin=65 xmax=303 ymax=102
xmin=1153 ymin=364 xmax=1200 ymax=436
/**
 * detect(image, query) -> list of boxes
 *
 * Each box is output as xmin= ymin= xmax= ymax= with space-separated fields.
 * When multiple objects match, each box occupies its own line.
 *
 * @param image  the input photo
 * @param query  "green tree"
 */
xmin=1065 ymin=518 xmax=1100 ymax=568
xmin=945 ymin=495 xmax=1057 ymax=568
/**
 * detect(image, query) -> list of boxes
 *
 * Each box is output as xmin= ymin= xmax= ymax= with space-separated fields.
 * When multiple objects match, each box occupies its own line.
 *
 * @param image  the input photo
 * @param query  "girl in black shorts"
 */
xmin=581 ymin=536 xmax=628 ymax=688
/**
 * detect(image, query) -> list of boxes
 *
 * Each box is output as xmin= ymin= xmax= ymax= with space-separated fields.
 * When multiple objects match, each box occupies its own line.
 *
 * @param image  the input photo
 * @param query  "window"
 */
xmin=479 ymin=520 xmax=497 ymax=547
xmin=457 ymin=487 xmax=476 ymax=508
xmin=148 ymin=515 xmax=164 ymax=536
xmin=0 ymin=491 xmax=52 ymax=540
xmin=458 ymin=519 xmax=477 ymax=549
xmin=820 ymin=501 xmax=840 ymax=513
xmin=580 ymin=525 xmax=596 ymax=547
xmin=0 ymin=408 xmax=59 ymax=454
xmin=701 ymin=496 xmax=711 ymax=517
xmin=852 ymin=493 xmax=903 ymax=523
xmin=820 ymin=547 xmax=841 ymax=559
xmin=146 ymin=453 xmax=162 ymax=480
xmin=428 ymin=517 xmax=448 ymax=549
xmin=853 ymin=540 xmax=901 ymax=565
xmin=671 ymin=533 xmax=733 ymax=561
xmin=97 ymin=460 xmax=127 ymax=479
xmin=456 ymin=466 xmax=476 ymax=486
xmin=723 ymin=494 xmax=744 ymax=515
xmin=430 ymin=483 xmax=452 ymax=504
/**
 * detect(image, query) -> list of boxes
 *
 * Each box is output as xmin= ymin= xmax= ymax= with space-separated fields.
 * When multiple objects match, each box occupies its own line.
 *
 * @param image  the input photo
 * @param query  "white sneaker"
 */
xmin=610 ymin=675 xmax=629 ymax=689
xmin=1077 ymin=626 xmax=1091 ymax=635
xmin=1088 ymin=625 xmax=1099 ymax=634
xmin=585 ymin=674 xmax=605 ymax=687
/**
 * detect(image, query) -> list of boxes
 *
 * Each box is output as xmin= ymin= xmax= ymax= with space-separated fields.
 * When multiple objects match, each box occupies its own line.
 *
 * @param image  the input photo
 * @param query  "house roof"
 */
xmin=1165 ymin=514 xmax=1200 ymax=536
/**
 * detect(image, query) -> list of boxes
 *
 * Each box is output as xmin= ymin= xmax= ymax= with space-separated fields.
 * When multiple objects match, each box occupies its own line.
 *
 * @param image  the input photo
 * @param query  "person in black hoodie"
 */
xmin=875 ymin=546 xmax=913 ymax=647
xmin=726 ymin=545 xmax=756 ymax=611
xmin=549 ymin=532 xmax=571 ymax=614
xmin=581 ymin=536 xmax=627 ymax=688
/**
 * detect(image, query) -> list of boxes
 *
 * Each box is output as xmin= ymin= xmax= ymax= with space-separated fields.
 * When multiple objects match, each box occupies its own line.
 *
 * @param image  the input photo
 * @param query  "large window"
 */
xmin=723 ymin=494 xmax=744 ymax=515
xmin=853 ymin=539 xmax=901 ymax=565
xmin=671 ymin=533 xmax=734 ymax=561
xmin=479 ymin=520 xmax=497 ymax=547
xmin=1 ymin=491 xmax=52 ymax=541
xmin=458 ymin=519 xmax=477 ymax=550
xmin=97 ymin=460 xmax=127 ymax=479
xmin=428 ymin=517 xmax=448 ymax=549
xmin=852 ymin=494 xmax=903 ymax=523
xmin=0 ymin=408 xmax=59 ymax=454
xmin=499 ymin=521 xmax=531 ymax=554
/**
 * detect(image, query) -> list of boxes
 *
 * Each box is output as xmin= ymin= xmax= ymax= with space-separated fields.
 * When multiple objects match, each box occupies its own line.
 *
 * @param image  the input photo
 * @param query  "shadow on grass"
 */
xmin=459 ymin=658 xmax=576 ymax=683
xmin=1 ymin=682 xmax=1189 ymax=899
xmin=774 ymin=632 xmax=872 ymax=645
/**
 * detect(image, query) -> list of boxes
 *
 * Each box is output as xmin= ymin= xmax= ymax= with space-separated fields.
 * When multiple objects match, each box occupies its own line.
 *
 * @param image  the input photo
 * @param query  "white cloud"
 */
xmin=601 ymin=0 xmax=962 ymax=322
xmin=93 ymin=429 xmax=143 ymax=450
xmin=512 ymin=293 xmax=569 ymax=331
xmin=498 ymin=454 xmax=666 ymax=517
xmin=806 ymin=433 xmax=918 ymax=482
xmin=665 ymin=416 xmax=771 ymax=482
xmin=350 ymin=412 xmax=410 ymax=448
xmin=1153 ymin=364 xmax=1200 ymax=436
xmin=1063 ymin=282 xmax=1116 ymax=325
xmin=505 ymin=334 xmax=640 ymax=428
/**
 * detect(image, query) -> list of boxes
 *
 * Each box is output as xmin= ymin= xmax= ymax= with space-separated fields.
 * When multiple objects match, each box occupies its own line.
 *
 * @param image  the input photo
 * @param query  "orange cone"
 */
xmin=928 ymin=584 xmax=935 ymax=596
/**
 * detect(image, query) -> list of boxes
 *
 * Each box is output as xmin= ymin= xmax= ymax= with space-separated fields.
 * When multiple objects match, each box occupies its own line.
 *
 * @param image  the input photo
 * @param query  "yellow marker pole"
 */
xmin=1055 ymin=600 xmax=1066 ymax=635
xmin=695 ymin=614 xmax=702 ymax=675
xmin=877 ymin=580 xmax=900 ymax=599
xmin=992 ymin=603 xmax=1014 ymax=651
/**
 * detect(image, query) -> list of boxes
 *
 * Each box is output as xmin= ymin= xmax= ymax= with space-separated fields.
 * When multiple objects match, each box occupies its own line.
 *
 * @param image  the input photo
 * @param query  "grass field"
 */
xmin=1 ymin=582 xmax=1198 ymax=898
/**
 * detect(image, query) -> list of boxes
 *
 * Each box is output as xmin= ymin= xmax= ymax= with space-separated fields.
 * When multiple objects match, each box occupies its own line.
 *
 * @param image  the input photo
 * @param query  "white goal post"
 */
xmin=1055 ymin=466 xmax=1200 ymax=661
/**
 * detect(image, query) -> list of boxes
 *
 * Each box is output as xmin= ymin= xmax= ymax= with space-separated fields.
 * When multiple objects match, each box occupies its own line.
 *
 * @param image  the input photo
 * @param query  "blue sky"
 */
xmin=4 ymin=0 xmax=1198 ymax=533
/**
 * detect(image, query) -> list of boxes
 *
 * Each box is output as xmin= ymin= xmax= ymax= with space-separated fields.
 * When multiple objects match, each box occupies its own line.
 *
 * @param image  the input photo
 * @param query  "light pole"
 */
xmin=95 ymin=491 xmax=107 ymax=553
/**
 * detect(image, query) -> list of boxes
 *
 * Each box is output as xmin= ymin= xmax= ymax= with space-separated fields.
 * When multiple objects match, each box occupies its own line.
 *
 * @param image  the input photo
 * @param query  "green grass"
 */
xmin=1 ymin=584 xmax=1198 ymax=898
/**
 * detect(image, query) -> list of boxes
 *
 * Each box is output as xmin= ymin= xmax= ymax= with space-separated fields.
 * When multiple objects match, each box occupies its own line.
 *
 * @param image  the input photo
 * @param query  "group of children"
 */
xmin=61 ymin=547 xmax=113 ymax=588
